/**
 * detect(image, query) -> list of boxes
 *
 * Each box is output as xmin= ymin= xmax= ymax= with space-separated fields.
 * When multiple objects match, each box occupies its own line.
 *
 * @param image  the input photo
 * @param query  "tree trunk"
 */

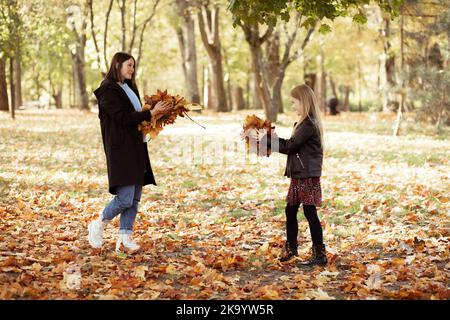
xmin=198 ymin=4 xmax=228 ymax=112
xmin=267 ymin=16 xmax=314 ymax=115
xmin=0 ymin=57 xmax=9 ymax=112
xmin=222 ymin=47 xmax=232 ymax=112
xmin=32 ymin=62 xmax=40 ymax=101
xmin=251 ymin=70 xmax=262 ymax=109
xmin=209 ymin=56 xmax=228 ymax=112
xmin=72 ymin=60 xmax=79 ymax=108
xmin=250 ymin=41 xmax=276 ymax=121
xmin=50 ymin=72 xmax=63 ymax=110
xmin=14 ymin=54 xmax=22 ymax=109
xmin=69 ymin=71 xmax=74 ymax=108
xmin=435 ymin=90 xmax=445 ymax=131
xmin=393 ymin=102 xmax=402 ymax=136
xmin=266 ymin=32 xmax=280 ymax=86
xmin=69 ymin=3 xmax=89 ymax=111
xmin=53 ymin=89 xmax=63 ymax=109
xmin=240 ymin=22 xmax=276 ymax=120
xmin=231 ymin=85 xmax=245 ymax=111
xmin=393 ymin=11 xmax=405 ymax=136
xmin=342 ymin=86 xmax=350 ymax=112
xmin=272 ymin=82 xmax=283 ymax=114
xmin=241 ymin=16 xmax=312 ymax=121
xmin=176 ymin=0 xmax=200 ymax=104
xmin=382 ymin=17 xmax=398 ymax=113
xmin=266 ymin=31 xmax=283 ymax=113
xmin=119 ymin=0 xmax=126 ymax=51
xmin=316 ymin=47 xmax=327 ymax=113
xmin=225 ymin=73 xmax=232 ymax=112
xmin=128 ymin=0 xmax=139 ymax=53
xmin=203 ymin=65 xmax=213 ymax=110
xmin=305 ymin=73 xmax=316 ymax=92
xmin=272 ymin=66 xmax=285 ymax=115
xmin=176 ymin=28 xmax=188 ymax=80
xmin=9 ymin=58 xmax=15 ymax=118
xmin=329 ymin=75 xmax=338 ymax=99
xmin=321 ymin=73 xmax=327 ymax=114
xmin=358 ymin=59 xmax=362 ymax=113
xmin=245 ymin=70 xmax=250 ymax=109
xmin=72 ymin=52 xmax=89 ymax=110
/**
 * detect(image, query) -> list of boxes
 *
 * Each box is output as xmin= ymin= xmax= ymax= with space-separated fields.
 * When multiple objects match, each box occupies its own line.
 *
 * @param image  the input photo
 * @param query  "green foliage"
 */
xmin=0 ymin=0 xmax=24 ymax=58
xmin=318 ymin=23 xmax=331 ymax=34
xmin=352 ymin=11 xmax=368 ymax=24
xmin=228 ymin=0 xmax=404 ymax=30
xmin=228 ymin=0 xmax=291 ymax=27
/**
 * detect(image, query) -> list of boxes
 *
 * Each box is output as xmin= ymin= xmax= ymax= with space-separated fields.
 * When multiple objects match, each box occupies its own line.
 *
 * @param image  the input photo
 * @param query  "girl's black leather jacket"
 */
xmin=265 ymin=118 xmax=323 ymax=178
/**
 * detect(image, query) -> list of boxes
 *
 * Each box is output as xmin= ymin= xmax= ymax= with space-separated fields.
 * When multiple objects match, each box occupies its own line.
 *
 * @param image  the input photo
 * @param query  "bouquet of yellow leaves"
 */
xmin=138 ymin=89 xmax=191 ymax=139
xmin=242 ymin=114 xmax=274 ymax=157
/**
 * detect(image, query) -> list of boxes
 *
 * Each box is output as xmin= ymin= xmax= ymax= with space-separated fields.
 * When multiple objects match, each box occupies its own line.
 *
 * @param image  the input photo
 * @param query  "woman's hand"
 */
xmin=150 ymin=101 xmax=172 ymax=118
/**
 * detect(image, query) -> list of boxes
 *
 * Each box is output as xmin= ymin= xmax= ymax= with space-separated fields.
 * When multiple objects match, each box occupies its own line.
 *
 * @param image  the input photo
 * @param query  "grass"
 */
xmin=230 ymin=208 xmax=252 ymax=219
xmin=182 ymin=180 xmax=198 ymax=189
xmin=273 ymin=199 xmax=287 ymax=216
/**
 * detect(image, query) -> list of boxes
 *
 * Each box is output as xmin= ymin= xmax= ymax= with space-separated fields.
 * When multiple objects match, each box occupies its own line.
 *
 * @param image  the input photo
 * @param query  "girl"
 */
xmin=88 ymin=52 xmax=171 ymax=252
xmin=262 ymin=84 xmax=327 ymax=266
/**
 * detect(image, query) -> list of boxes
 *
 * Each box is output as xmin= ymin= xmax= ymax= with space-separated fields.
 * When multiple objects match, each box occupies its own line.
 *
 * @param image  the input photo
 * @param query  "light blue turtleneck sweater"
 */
xmin=118 ymin=82 xmax=149 ymax=142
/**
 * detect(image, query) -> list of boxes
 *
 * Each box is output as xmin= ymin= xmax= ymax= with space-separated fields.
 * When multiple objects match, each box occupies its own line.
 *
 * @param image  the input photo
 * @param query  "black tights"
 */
xmin=285 ymin=204 xmax=323 ymax=246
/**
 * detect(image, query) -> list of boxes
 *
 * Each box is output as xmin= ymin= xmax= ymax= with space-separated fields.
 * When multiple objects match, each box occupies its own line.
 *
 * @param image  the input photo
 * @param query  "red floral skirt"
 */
xmin=286 ymin=177 xmax=322 ymax=207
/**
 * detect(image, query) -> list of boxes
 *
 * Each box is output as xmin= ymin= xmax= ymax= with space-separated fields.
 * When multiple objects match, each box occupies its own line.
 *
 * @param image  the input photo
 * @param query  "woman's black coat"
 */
xmin=93 ymin=78 xmax=156 ymax=195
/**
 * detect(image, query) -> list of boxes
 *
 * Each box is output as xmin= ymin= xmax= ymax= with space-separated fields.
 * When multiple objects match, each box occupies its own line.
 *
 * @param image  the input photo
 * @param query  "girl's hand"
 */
xmin=241 ymin=129 xmax=258 ymax=141
xmin=269 ymin=128 xmax=277 ymax=139
xmin=151 ymin=101 xmax=172 ymax=118
xmin=241 ymin=128 xmax=274 ymax=141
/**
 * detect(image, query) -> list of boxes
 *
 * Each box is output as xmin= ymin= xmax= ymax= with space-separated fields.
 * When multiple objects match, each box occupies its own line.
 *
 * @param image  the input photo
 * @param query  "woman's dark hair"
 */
xmin=105 ymin=52 xmax=138 ymax=92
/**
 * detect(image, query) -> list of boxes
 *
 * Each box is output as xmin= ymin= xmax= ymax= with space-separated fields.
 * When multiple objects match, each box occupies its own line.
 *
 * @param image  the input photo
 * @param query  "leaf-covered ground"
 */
xmin=0 ymin=109 xmax=448 ymax=300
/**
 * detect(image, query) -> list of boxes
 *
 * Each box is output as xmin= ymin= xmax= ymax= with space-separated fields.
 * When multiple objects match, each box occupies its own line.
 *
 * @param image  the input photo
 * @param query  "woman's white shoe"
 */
xmin=116 ymin=234 xmax=140 ymax=253
xmin=88 ymin=219 xmax=104 ymax=249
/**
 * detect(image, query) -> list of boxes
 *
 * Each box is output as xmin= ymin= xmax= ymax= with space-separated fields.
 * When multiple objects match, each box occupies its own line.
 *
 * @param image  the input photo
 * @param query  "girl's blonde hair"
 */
xmin=290 ymin=84 xmax=324 ymax=148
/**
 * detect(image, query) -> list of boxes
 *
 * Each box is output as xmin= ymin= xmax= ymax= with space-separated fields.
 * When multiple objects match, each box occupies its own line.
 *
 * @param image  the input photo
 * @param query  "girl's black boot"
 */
xmin=299 ymin=244 xmax=327 ymax=267
xmin=279 ymin=241 xmax=298 ymax=262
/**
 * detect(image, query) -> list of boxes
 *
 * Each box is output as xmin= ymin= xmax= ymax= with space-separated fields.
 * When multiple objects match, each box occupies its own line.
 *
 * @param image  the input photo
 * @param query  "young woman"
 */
xmin=260 ymin=84 xmax=327 ymax=266
xmin=89 ymin=52 xmax=171 ymax=253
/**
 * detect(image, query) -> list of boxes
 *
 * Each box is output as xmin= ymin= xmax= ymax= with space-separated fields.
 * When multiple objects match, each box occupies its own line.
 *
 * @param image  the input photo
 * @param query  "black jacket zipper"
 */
xmin=296 ymin=153 xmax=305 ymax=168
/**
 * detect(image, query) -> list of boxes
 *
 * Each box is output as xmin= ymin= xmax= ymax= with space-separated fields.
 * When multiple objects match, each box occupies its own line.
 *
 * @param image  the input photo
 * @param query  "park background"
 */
xmin=0 ymin=0 xmax=448 ymax=299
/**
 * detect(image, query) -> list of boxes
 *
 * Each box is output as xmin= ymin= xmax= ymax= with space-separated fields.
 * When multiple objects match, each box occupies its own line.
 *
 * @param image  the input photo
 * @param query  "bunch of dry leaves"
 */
xmin=242 ymin=114 xmax=274 ymax=157
xmin=138 ymin=90 xmax=190 ymax=139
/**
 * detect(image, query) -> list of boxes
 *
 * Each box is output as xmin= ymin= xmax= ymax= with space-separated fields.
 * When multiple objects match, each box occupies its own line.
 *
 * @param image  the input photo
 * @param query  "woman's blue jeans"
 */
xmin=101 ymin=184 xmax=142 ymax=234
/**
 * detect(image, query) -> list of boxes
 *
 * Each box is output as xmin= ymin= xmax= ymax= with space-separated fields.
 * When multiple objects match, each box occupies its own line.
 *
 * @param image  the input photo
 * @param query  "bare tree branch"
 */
xmin=199 ymin=5 xmax=216 ymax=52
xmin=88 ymin=0 xmax=103 ymax=75
xmin=129 ymin=0 xmax=138 ymax=52
xmin=287 ymin=25 xmax=315 ymax=65
xmin=259 ymin=26 xmax=274 ymax=44
xmin=118 ymin=0 xmax=126 ymax=51
xmin=136 ymin=0 xmax=161 ymax=70
xmin=103 ymin=0 xmax=114 ymax=70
